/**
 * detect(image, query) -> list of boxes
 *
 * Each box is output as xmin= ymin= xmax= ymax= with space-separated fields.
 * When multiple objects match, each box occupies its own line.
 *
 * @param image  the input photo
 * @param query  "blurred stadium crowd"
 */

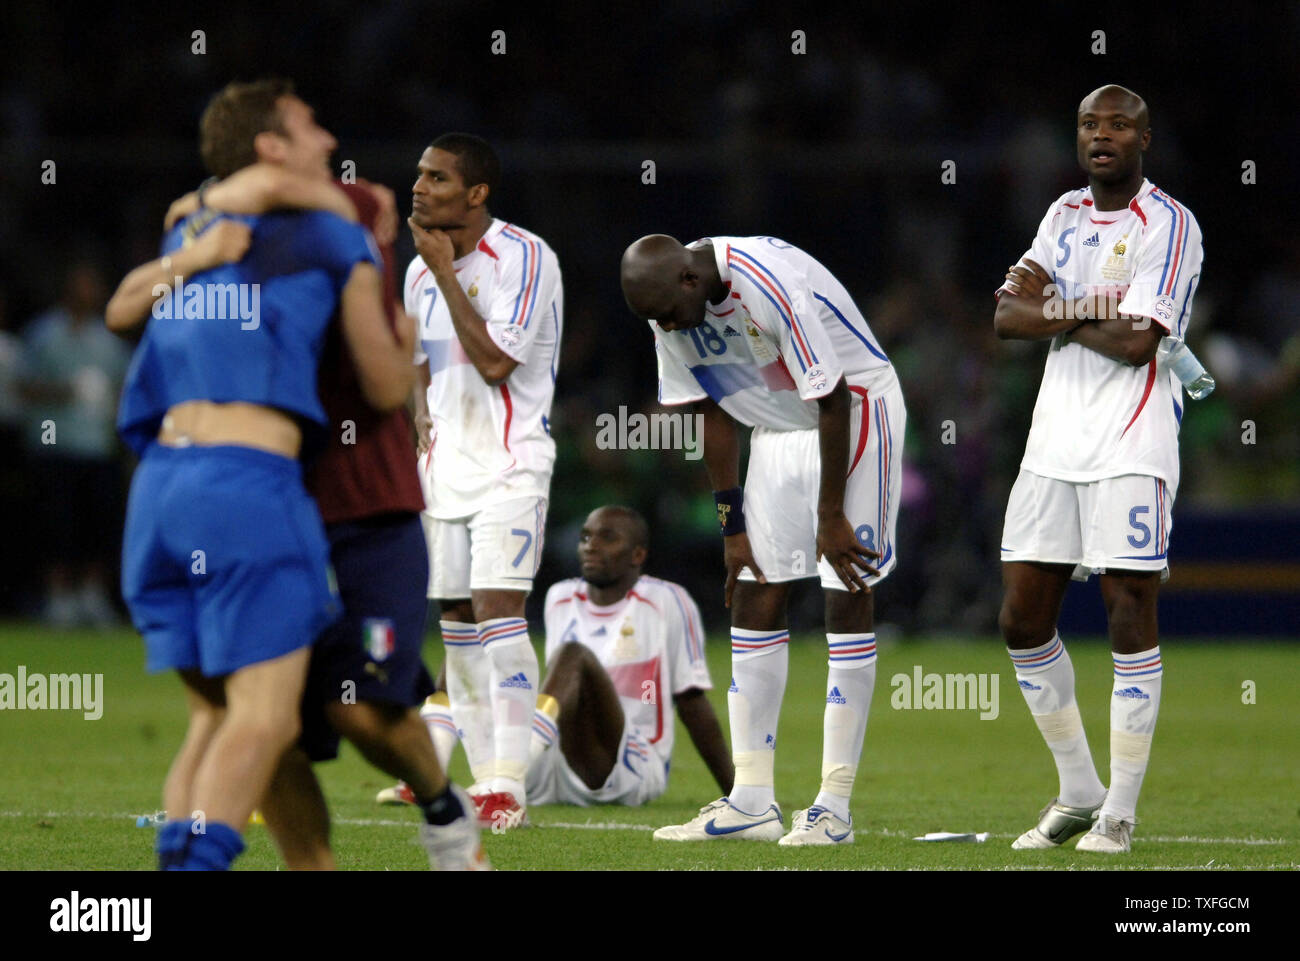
xmin=0 ymin=2 xmax=1295 ymax=631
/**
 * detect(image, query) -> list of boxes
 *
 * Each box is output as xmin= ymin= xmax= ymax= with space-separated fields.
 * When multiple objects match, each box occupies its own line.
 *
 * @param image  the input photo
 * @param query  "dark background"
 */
xmin=1 ymin=0 xmax=1296 ymax=635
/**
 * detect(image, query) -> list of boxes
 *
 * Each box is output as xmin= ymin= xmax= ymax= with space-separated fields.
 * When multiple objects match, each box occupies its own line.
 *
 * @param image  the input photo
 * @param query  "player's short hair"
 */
xmin=199 ymin=78 xmax=296 ymax=179
xmin=430 ymin=133 xmax=501 ymax=200
xmin=601 ymin=505 xmax=650 ymax=552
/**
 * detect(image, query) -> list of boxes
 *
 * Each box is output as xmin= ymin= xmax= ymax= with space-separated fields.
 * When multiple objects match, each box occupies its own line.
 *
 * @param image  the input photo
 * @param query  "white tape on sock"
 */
xmin=733 ymin=750 xmax=775 ymax=787
xmin=1033 ymin=702 xmax=1086 ymax=745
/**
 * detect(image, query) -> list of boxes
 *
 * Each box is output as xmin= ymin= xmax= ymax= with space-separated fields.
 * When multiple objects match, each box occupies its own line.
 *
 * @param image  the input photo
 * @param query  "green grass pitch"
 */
xmin=1 ymin=624 xmax=1296 ymax=870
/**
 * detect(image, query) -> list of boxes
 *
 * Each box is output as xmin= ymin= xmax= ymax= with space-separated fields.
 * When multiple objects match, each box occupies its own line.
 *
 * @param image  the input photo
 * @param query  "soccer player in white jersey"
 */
xmin=403 ymin=133 xmax=563 ymax=829
xmin=383 ymin=506 xmax=732 ymax=811
xmin=620 ymin=233 xmax=907 ymax=845
xmin=532 ymin=505 xmax=731 ymax=804
xmin=994 ymin=86 xmax=1204 ymax=853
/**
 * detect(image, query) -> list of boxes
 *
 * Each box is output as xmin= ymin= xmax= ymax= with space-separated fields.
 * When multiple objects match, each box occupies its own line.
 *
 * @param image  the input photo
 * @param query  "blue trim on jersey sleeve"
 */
xmin=813 ymin=292 xmax=888 ymax=362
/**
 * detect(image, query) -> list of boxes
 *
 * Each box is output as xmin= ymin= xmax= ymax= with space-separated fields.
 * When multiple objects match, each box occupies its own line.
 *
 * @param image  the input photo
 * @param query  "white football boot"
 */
xmin=1011 ymin=796 xmax=1105 ymax=849
xmin=778 ymin=805 xmax=855 ymax=846
xmin=1075 ymin=813 xmax=1135 ymax=853
xmin=418 ymin=784 xmax=492 ymax=870
xmin=653 ymin=797 xmax=784 ymax=841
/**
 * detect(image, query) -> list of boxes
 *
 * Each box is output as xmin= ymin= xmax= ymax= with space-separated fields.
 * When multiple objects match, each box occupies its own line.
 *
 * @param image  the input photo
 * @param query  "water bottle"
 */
xmin=1157 ymin=337 xmax=1215 ymax=400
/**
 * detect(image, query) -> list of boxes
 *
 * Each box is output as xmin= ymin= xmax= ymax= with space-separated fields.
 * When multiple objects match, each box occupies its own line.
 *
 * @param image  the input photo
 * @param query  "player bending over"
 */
xmin=994 ymin=85 xmax=1204 ymax=853
xmin=620 ymin=233 xmax=907 ymax=845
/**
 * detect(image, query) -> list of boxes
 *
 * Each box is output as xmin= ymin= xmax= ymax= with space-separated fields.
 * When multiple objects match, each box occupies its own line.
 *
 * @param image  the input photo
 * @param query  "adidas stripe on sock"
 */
xmin=479 ymin=617 xmax=539 ymax=801
xmin=1103 ymin=647 xmax=1163 ymax=823
xmin=441 ymin=621 xmax=496 ymax=788
xmin=814 ymin=632 xmax=877 ymax=822
xmin=1009 ymin=633 xmax=1106 ymax=809
xmin=728 ymin=627 xmax=789 ymax=814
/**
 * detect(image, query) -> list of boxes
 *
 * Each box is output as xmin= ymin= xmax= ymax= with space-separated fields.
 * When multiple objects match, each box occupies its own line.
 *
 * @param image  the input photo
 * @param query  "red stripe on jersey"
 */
xmin=499 ymin=383 xmax=517 ymax=470
xmin=1090 ymin=218 xmax=1117 ymax=225
xmin=1129 ymin=197 xmax=1147 ymax=226
xmin=627 ymin=590 xmax=659 ymax=613
xmin=1064 ymin=202 xmax=1081 ymax=209
xmin=605 ymin=657 xmax=664 ymax=743
xmin=478 ymin=238 xmax=499 ymax=260
xmin=1121 ymin=360 xmax=1158 ymax=438
xmin=1082 ymin=198 xmax=1094 ymax=206
xmin=409 ymin=266 xmax=429 ymax=294
xmin=1156 ymin=190 xmax=1187 ymax=296
xmin=848 ymin=386 xmax=870 ymax=475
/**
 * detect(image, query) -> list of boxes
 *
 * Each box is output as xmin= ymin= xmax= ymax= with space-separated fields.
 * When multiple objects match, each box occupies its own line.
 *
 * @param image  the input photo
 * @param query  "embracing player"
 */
xmin=403 ymin=133 xmax=563 ymax=828
xmin=994 ymin=85 xmax=1204 ymax=853
xmin=621 ymin=234 xmax=906 ymax=845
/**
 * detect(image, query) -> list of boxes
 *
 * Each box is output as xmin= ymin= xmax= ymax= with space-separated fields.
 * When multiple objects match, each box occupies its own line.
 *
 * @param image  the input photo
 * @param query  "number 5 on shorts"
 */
xmin=510 ymin=528 xmax=533 ymax=568
xmin=1126 ymin=506 xmax=1151 ymax=549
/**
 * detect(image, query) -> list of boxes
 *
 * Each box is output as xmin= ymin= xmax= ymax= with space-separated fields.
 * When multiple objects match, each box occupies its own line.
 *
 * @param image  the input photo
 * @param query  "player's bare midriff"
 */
xmin=157 ymin=400 xmax=302 ymax=458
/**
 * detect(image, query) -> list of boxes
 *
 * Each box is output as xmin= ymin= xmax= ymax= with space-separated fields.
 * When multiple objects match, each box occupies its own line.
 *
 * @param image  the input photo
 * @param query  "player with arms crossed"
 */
xmin=106 ymin=82 xmax=415 ymax=870
xmin=994 ymin=85 xmax=1204 ymax=853
xmin=398 ymin=133 xmax=563 ymax=829
xmin=620 ymin=234 xmax=906 ymax=845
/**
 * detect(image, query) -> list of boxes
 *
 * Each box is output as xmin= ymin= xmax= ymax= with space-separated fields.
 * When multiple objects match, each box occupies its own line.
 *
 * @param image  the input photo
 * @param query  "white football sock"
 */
xmin=1103 ymin=647 xmax=1163 ymax=823
xmin=813 ymin=632 xmax=877 ymax=822
xmin=529 ymin=694 xmax=560 ymax=767
xmin=440 ymin=620 xmax=495 ymax=789
xmin=727 ymin=627 xmax=789 ymax=814
xmin=1009 ymin=633 xmax=1106 ymax=809
xmin=478 ymin=617 xmax=538 ymax=802
xmin=418 ymin=692 xmax=459 ymax=772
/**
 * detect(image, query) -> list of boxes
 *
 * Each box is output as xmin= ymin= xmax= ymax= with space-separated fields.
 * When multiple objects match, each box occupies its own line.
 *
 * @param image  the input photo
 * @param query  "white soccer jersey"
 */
xmin=654 ymin=236 xmax=896 ymax=431
xmin=404 ymin=218 xmax=563 ymax=517
xmin=999 ymin=179 xmax=1203 ymax=489
xmin=543 ymin=575 xmax=712 ymax=768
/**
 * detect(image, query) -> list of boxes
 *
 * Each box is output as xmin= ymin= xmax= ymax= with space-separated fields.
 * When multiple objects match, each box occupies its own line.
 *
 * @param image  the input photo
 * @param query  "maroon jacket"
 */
xmin=305 ymin=182 xmax=425 ymax=524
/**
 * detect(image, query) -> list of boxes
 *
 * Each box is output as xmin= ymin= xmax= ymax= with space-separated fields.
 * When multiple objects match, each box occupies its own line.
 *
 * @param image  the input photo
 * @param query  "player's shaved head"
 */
xmin=620 ymin=234 xmax=689 ymax=317
xmin=1079 ymin=85 xmax=1149 ymax=129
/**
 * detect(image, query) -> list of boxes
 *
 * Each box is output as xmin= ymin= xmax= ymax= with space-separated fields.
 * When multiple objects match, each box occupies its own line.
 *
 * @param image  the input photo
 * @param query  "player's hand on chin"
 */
xmin=408 ymin=217 xmax=456 ymax=277
xmin=816 ymin=512 xmax=879 ymax=594
xmin=723 ymin=532 xmax=766 ymax=608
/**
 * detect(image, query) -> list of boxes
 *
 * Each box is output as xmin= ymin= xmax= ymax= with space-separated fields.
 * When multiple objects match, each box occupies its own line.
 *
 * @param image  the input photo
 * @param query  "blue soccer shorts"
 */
xmin=122 ymin=443 xmax=341 ymax=677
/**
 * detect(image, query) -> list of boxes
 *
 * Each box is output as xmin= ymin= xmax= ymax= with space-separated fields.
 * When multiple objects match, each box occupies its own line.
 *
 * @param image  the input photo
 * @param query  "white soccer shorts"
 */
xmin=421 ymin=497 xmax=547 ymax=599
xmin=739 ymin=381 xmax=905 ymax=591
xmin=1000 ymin=470 xmax=1175 ymax=579
xmin=525 ymin=721 xmax=667 ymax=807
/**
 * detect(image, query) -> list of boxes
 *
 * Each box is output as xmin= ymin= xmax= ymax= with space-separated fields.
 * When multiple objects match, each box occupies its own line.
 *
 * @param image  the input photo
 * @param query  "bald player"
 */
xmin=994 ymin=85 xmax=1204 ymax=853
xmin=621 ymin=233 xmax=906 ymax=845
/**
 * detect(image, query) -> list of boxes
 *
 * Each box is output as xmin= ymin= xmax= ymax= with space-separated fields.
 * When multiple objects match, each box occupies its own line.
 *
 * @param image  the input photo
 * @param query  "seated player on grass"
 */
xmin=379 ymin=505 xmax=734 ymax=810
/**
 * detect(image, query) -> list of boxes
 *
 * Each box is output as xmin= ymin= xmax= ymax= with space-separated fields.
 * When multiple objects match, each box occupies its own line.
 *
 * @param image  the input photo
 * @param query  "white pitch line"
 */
xmin=1 ymin=811 xmax=1292 ymax=847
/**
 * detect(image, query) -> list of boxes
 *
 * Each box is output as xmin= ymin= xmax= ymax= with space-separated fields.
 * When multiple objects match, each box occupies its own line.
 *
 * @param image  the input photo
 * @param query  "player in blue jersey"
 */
xmin=105 ymin=80 xmax=478 ymax=870
xmin=621 ymin=235 xmax=907 ymax=845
